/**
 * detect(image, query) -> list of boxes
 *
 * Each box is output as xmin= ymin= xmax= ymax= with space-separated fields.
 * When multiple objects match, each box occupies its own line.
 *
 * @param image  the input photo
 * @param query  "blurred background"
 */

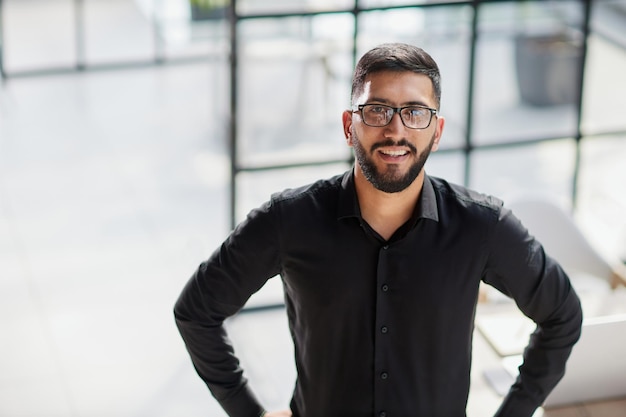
xmin=0 ymin=0 xmax=625 ymax=416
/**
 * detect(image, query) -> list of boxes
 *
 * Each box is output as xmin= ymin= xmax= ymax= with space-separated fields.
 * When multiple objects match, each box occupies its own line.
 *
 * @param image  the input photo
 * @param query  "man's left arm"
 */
xmin=482 ymin=206 xmax=583 ymax=417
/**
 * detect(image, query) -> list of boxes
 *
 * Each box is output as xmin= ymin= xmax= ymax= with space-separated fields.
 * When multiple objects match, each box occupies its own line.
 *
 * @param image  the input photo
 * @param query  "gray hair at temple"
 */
xmin=351 ymin=43 xmax=442 ymax=110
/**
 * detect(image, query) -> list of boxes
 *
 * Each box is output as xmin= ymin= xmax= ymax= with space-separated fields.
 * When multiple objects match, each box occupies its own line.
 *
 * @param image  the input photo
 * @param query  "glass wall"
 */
xmin=82 ymin=0 xmax=154 ymax=64
xmin=2 ymin=0 xmax=76 ymax=71
xmin=1 ymin=0 xmax=624 ymax=303
xmin=229 ymin=0 xmax=604 ymax=223
xmin=473 ymin=1 xmax=583 ymax=145
xmin=576 ymin=1 xmax=626 ymax=261
xmin=578 ymin=134 xmax=626 ymax=261
xmin=237 ymin=14 xmax=354 ymax=168
xmin=226 ymin=0 xmax=626 ymax=308
xmin=0 ymin=0 xmax=230 ymax=74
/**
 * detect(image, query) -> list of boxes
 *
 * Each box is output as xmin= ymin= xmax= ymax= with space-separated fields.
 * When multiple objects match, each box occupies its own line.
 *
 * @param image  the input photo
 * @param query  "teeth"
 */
xmin=380 ymin=149 xmax=408 ymax=156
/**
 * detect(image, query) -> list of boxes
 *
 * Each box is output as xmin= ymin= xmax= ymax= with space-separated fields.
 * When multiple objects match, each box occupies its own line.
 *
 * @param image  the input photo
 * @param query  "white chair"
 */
xmin=507 ymin=197 xmax=626 ymax=292
xmin=477 ymin=197 xmax=626 ymax=356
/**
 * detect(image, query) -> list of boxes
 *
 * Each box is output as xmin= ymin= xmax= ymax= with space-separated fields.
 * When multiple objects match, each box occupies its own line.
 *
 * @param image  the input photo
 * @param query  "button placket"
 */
xmin=375 ymin=244 xmax=393 ymax=415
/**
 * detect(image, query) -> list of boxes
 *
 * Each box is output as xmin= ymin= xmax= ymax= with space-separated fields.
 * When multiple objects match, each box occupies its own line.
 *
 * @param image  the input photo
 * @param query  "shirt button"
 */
xmin=382 ymin=245 xmax=389 ymax=250
xmin=381 ymin=372 xmax=388 ymax=380
xmin=381 ymin=326 xmax=388 ymax=334
xmin=379 ymin=412 xmax=387 ymax=417
xmin=381 ymin=284 xmax=389 ymax=292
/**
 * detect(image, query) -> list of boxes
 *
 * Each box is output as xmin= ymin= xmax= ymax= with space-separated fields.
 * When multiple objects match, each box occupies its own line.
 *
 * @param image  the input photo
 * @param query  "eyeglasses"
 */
xmin=353 ymin=103 xmax=438 ymax=130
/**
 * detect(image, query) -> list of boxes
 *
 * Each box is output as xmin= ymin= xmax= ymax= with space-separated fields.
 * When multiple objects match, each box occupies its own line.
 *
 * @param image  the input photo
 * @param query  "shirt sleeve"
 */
xmin=482 ymin=206 xmax=583 ymax=417
xmin=173 ymin=201 xmax=281 ymax=417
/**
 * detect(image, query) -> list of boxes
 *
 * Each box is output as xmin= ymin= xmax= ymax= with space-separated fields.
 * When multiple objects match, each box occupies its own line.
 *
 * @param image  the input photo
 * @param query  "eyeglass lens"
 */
xmin=361 ymin=105 xmax=433 ymax=129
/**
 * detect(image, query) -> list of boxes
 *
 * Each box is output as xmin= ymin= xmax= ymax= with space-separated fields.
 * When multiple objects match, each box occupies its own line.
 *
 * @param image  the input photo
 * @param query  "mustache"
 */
xmin=371 ymin=138 xmax=417 ymax=154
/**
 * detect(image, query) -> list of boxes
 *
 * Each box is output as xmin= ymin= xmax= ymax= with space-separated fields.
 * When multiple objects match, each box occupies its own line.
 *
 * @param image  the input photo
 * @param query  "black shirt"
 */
xmin=174 ymin=170 xmax=582 ymax=417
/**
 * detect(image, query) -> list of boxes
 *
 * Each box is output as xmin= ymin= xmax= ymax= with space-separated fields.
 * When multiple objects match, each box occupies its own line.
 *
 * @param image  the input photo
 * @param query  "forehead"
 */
xmin=357 ymin=70 xmax=435 ymax=106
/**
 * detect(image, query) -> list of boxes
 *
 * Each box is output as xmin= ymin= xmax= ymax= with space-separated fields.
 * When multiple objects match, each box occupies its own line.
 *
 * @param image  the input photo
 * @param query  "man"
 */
xmin=174 ymin=43 xmax=583 ymax=417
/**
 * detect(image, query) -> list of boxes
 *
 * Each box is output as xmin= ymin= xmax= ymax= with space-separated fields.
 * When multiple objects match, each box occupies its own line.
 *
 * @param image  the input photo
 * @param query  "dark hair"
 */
xmin=351 ymin=43 xmax=441 ymax=110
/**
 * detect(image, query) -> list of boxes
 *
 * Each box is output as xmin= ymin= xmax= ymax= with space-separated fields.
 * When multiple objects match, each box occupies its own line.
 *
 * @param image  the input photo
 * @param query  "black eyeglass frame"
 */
xmin=352 ymin=103 xmax=438 ymax=130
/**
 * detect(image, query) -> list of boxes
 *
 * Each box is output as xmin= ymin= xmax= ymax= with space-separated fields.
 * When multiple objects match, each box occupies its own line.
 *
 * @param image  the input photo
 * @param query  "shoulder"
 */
xmin=250 ymin=172 xmax=349 ymax=235
xmin=233 ymin=173 xmax=347 ymax=240
xmin=428 ymin=175 xmax=504 ymax=222
xmin=269 ymin=172 xmax=346 ymax=207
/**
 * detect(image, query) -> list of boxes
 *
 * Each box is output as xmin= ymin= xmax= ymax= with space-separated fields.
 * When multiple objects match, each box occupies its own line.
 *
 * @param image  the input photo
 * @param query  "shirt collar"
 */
xmin=337 ymin=170 xmax=360 ymax=220
xmin=337 ymin=169 xmax=440 ymax=223
xmin=418 ymin=174 xmax=439 ymax=222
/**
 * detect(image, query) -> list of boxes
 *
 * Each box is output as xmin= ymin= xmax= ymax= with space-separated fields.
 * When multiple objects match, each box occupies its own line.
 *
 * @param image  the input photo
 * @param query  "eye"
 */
xmin=367 ymin=105 xmax=388 ymax=114
xmin=405 ymin=107 xmax=428 ymax=117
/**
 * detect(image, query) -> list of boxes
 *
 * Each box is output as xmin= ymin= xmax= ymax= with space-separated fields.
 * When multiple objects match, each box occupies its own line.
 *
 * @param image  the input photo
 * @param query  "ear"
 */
xmin=430 ymin=115 xmax=445 ymax=152
xmin=342 ymin=110 xmax=354 ymax=146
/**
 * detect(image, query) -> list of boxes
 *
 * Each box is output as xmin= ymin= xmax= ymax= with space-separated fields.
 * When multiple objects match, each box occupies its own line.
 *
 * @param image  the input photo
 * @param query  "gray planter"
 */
xmin=190 ymin=5 xmax=228 ymax=21
xmin=514 ymin=33 xmax=583 ymax=106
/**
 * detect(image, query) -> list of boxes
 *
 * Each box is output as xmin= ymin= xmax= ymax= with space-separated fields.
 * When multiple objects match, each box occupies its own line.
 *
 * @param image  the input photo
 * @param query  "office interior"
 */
xmin=1 ymin=0 xmax=625 ymax=416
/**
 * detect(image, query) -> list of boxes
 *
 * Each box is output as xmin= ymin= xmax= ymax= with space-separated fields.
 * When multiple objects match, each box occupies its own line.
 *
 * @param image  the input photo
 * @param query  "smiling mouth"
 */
xmin=379 ymin=149 xmax=409 ymax=157
xmin=372 ymin=139 xmax=416 ymax=158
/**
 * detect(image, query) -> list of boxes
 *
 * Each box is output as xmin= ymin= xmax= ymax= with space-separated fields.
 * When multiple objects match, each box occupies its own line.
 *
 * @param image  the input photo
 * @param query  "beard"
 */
xmin=352 ymin=133 xmax=436 ymax=193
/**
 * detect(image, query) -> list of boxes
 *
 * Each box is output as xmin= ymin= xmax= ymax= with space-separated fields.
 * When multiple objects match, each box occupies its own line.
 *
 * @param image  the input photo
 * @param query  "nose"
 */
xmin=383 ymin=110 xmax=406 ymax=136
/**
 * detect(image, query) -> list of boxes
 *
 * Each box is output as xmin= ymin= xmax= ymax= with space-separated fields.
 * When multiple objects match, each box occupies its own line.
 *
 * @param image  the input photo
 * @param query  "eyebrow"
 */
xmin=366 ymin=97 xmax=432 ymax=108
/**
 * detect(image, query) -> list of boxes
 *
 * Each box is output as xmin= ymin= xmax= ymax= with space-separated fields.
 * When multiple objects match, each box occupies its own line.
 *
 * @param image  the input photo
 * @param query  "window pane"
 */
xmin=469 ymin=139 xmax=576 ymax=205
xmin=473 ymin=1 xmax=584 ymax=144
xmin=582 ymin=9 xmax=626 ymax=134
xmin=237 ymin=14 xmax=354 ymax=168
xmin=425 ymin=151 xmax=465 ymax=186
xmin=3 ymin=0 xmax=75 ymax=72
xmin=83 ymin=0 xmax=154 ymax=64
xmin=237 ymin=0 xmax=354 ymax=15
xmin=361 ymin=0 xmax=466 ymax=7
xmin=357 ymin=5 xmax=473 ymax=150
xmin=148 ymin=0 xmax=230 ymax=59
xmin=577 ymin=134 xmax=626 ymax=262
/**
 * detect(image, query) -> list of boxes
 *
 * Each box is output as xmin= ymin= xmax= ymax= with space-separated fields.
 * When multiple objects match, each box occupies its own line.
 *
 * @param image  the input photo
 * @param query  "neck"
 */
xmin=353 ymin=166 xmax=425 ymax=241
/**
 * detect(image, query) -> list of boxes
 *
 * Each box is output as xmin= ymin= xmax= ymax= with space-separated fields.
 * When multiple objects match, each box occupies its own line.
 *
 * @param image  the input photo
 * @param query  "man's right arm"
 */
xmin=174 ymin=202 xmax=281 ymax=417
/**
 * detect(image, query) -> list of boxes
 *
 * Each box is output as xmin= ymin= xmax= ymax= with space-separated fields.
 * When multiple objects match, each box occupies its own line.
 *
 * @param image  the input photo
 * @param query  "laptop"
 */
xmin=484 ymin=314 xmax=626 ymax=408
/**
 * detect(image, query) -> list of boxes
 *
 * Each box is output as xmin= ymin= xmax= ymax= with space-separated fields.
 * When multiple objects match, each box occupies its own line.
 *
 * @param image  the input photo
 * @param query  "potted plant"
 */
xmin=514 ymin=1 xmax=583 ymax=106
xmin=189 ymin=0 xmax=230 ymax=21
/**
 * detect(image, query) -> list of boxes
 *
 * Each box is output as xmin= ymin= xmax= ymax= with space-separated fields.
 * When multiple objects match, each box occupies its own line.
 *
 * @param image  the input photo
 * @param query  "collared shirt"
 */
xmin=174 ymin=170 xmax=582 ymax=417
